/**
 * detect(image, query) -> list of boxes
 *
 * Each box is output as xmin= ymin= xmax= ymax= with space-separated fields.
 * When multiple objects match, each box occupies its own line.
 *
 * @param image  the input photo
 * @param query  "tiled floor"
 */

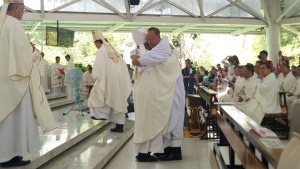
xmin=103 ymin=137 xmax=213 ymax=169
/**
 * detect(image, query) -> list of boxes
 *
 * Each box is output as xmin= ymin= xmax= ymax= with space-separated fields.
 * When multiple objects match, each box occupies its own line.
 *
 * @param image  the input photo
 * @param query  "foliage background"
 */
xmin=30 ymin=30 xmax=300 ymax=71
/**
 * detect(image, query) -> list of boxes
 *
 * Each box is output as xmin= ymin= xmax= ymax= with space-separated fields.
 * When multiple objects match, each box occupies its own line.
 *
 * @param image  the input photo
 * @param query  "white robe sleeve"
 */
xmin=139 ymin=39 xmax=172 ymax=66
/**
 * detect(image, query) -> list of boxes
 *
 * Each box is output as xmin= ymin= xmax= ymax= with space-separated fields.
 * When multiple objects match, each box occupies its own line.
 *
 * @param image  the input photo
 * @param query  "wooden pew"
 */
xmin=212 ymin=105 xmax=283 ymax=169
xmin=197 ymin=86 xmax=219 ymax=140
xmin=186 ymin=94 xmax=205 ymax=137
xmin=262 ymin=91 xmax=289 ymax=139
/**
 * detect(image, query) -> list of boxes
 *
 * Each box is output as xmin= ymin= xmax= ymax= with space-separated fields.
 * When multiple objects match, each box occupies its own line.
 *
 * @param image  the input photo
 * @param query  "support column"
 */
xmin=40 ymin=21 xmax=44 ymax=52
xmin=265 ymin=0 xmax=281 ymax=67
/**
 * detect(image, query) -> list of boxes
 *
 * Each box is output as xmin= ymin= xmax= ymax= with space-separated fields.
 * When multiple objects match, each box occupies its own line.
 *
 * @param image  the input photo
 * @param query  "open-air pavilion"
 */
xmin=0 ymin=0 xmax=300 ymax=62
xmin=1 ymin=1 xmax=300 ymax=169
xmin=2 ymin=0 xmax=300 ymax=64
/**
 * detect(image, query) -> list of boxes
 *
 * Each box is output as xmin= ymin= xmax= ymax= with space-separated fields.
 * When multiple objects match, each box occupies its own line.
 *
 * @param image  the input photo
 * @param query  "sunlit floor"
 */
xmin=103 ymin=137 xmax=213 ymax=169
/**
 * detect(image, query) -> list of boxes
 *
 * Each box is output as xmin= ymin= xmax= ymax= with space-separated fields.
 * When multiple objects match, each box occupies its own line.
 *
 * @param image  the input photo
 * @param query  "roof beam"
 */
xmin=207 ymin=4 xmax=231 ymax=17
xmin=91 ymin=0 xmax=112 ymax=12
xmin=282 ymin=25 xmax=300 ymax=35
xmin=48 ymin=0 xmax=80 ymax=13
xmin=40 ymin=0 xmax=45 ymax=18
xmin=230 ymin=26 xmax=262 ymax=35
xmin=134 ymin=0 xmax=168 ymax=17
xmin=30 ymin=21 xmax=41 ymax=34
xmin=172 ymin=24 xmax=198 ymax=34
xmin=23 ymin=13 xmax=266 ymax=26
xmin=124 ymin=0 xmax=131 ymax=21
xmin=106 ymin=23 xmax=126 ymax=33
xmin=196 ymin=0 xmax=206 ymax=21
xmin=166 ymin=0 xmax=197 ymax=17
xmin=133 ymin=0 xmax=154 ymax=17
xmin=227 ymin=0 xmax=266 ymax=23
xmin=99 ymin=0 xmax=126 ymax=20
xmin=25 ymin=5 xmax=37 ymax=13
xmin=276 ymin=0 xmax=300 ymax=23
xmin=280 ymin=16 xmax=300 ymax=24
xmin=260 ymin=0 xmax=271 ymax=25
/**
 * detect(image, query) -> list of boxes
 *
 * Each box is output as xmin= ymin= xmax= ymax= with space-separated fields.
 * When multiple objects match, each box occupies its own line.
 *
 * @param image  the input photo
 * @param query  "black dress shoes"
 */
xmin=157 ymin=153 xmax=182 ymax=161
xmin=110 ymin=124 xmax=124 ymax=133
xmin=91 ymin=116 xmax=106 ymax=120
xmin=136 ymin=153 xmax=158 ymax=162
xmin=0 ymin=156 xmax=30 ymax=168
xmin=157 ymin=147 xmax=182 ymax=161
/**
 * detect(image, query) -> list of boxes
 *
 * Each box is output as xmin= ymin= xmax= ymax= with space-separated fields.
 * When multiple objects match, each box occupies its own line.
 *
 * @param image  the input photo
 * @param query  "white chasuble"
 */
xmin=88 ymin=45 xmax=132 ymax=114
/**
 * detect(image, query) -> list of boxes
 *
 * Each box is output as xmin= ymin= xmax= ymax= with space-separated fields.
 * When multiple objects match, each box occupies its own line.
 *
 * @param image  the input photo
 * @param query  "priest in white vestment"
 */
xmin=37 ymin=52 xmax=50 ymax=93
xmin=80 ymin=66 xmax=95 ymax=98
xmin=64 ymin=54 xmax=76 ymax=99
xmin=219 ymin=67 xmax=245 ymax=102
xmin=65 ymin=54 xmax=75 ymax=73
xmin=88 ymin=30 xmax=132 ymax=133
xmin=239 ymin=63 xmax=281 ymax=124
xmin=132 ymin=27 xmax=185 ymax=162
xmin=235 ymin=63 xmax=257 ymax=109
xmin=277 ymin=62 xmax=296 ymax=92
xmin=130 ymin=28 xmax=150 ymax=80
xmin=51 ymin=56 xmax=65 ymax=93
xmin=287 ymin=66 xmax=300 ymax=121
xmin=239 ymin=64 xmax=257 ymax=101
xmin=0 ymin=1 xmax=56 ymax=167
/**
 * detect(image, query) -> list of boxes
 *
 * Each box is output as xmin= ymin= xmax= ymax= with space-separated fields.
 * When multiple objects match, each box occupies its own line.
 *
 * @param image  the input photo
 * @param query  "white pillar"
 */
xmin=265 ymin=0 xmax=281 ymax=67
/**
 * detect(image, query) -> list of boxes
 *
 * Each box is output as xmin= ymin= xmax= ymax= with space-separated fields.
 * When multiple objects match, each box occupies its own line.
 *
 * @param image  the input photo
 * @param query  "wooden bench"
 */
xmin=262 ymin=91 xmax=289 ymax=139
xmin=197 ymin=86 xmax=219 ymax=140
xmin=186 ymin=94 xmax=205 ymax=137
xmin=212 ymin=105 xmax=283 ymax=169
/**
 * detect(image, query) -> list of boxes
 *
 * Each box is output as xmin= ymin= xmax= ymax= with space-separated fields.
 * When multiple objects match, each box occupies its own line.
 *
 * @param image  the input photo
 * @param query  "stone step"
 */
xmin=49 ymin=98 xmax=78 ymax=109
xmin=6 ymin=107 xmax=110 ymax=169
xmin=46 ymin=93 xmax=67 ymax=101
xmin=38 ymin=120 xmax=134 ymax=169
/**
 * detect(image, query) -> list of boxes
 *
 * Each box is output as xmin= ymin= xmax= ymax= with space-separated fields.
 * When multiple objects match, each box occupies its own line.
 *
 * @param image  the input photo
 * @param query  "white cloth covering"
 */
xmin=0 ymin=15 xmax=56 ymax=132
xmin=219 ymin=76 xmax=244 ymax=102
xmin=0 ymin=89 xmax=41 ymax=162
xmin=235 ymin=74 xmax=257 ymax=109
xmin=231 ymin=76 xmax=245 ymax=102
xmin=0 ymin=9 xmax=55 ymax=163
xmin=163 ymin=75 xmax=185 ymax=148
xmin=287 ymin=78 xmax=300 ymax=120
xmin=133 ymin=39 xmax=183 ymax=154
xmin=80 ymin=71 xmax=94 ymax=96
xmin=90 ymin=106 xmax=125 ymax=124
xmin=239 ymin=73 xmax=281 ymax=124
xmin=135 ymin=68 xmax=185 ymax=154
xmin=221 ymin=57 xmax=234 ymax=81
xmin=65 ymin=59 xmax=75 ymax=73
xmin=65 ymin=59 xmax=75 ymax=99
xmin=50 ymin=63 xmax=64 ymax=89
xmin=242 ymin=74 xmax=257 ymax=100
xmin=88 ymin=31 xmax=132 ymax=124
xmin=293 ymin=78 xmax=300 ymax=96
xmin=278 ymin=72 xmax=297 ymax=92
xmin=37 ymin=58 xmax=49 ymax=92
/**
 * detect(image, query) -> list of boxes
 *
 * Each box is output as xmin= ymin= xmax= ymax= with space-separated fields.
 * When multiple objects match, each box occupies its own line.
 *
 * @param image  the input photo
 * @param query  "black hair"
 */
xmin=65 ymin=54 xmax=70 ymax=59
xmin=94 ymin=39 xmax=103 ymax=44
xmin=55 ymin=56 xmax=60 ymax=59
xmin=245 ymin=63 xmax=254 ymax=73
xmin=231 ymin=55 xmax=240 ymax=66
xmin=260 ymin=50 xmax=268 ymax=56
xmin=148 ymin=27 xmax=160 ymax=37
xmin=260 ymin=62 xmax=272 ymax=70
xmin=281 ymin=61 xmax=290 ymax=69
xmin=7 ymin=3 xmax=17 ymax=12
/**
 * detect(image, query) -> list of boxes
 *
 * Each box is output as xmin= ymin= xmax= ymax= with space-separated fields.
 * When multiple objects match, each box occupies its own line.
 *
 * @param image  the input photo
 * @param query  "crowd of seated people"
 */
xmin=184 ymin=50 xmax=300 ymax=137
